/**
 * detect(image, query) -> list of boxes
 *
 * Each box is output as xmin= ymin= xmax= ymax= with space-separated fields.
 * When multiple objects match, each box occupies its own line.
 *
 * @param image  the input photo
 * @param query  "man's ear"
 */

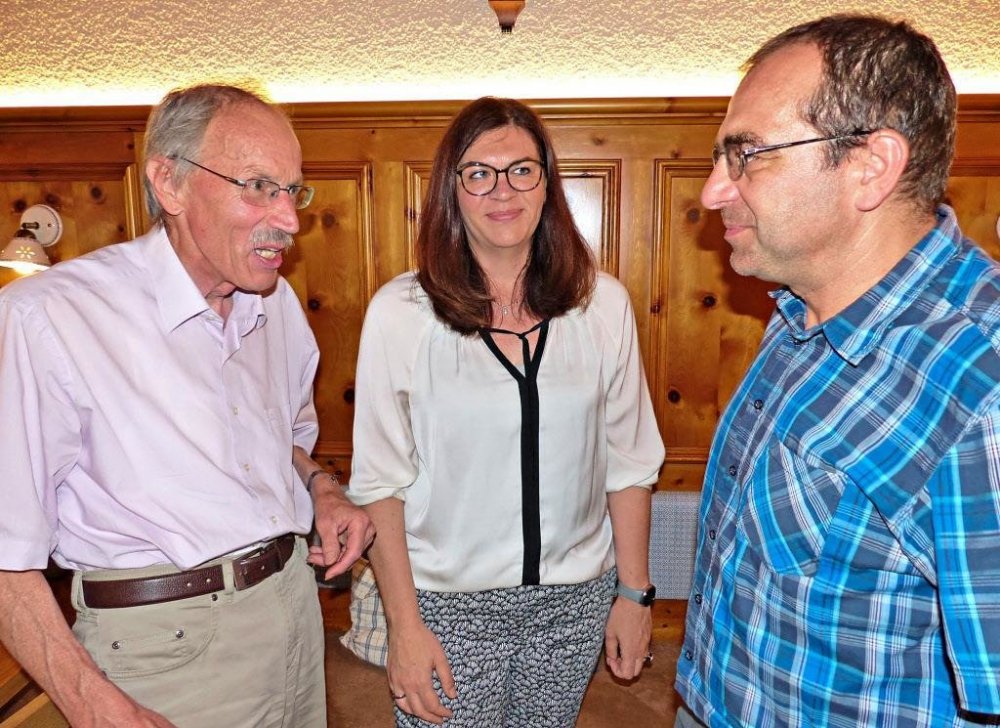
xmin=145 ymin=156 xmax=186 ymax=217
xmin=852 ymin=129 xmax=909 ymax=212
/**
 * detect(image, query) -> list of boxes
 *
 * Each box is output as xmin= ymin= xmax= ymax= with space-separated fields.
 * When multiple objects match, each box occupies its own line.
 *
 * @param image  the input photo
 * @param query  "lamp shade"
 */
xmin=0 ymin=230 xmax=50 ymax=274
xmin=0 ymin=204 xmax=62 ymax=275
xmin=488 ymin=0 xmax=525 ymax=33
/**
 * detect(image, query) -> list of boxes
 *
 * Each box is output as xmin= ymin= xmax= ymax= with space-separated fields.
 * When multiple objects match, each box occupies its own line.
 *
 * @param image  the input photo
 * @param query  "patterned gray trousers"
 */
xmin=395 ymin=568 xmax=616 ymax=728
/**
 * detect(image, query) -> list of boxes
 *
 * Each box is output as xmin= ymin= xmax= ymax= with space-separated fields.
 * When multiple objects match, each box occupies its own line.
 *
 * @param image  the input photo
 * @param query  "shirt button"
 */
xmin=728 ymin=465 xmax=738 ymax=477
xmin=270 ymin=515 xmax=278 ymax=524
xmin=753 ymin=399 xmax=764 ymax=410
xmin=243 ymin=463 xmax=251 ymax=472
xmin=709 ymin=529 xmax=716 ymax=540
xmin=232 ymin=406 xmax=239 ymax=415
xmin=684 ymin=649 xmax=693 ymax=660
xmin=694 ymin=593 xmax=703 ymax=604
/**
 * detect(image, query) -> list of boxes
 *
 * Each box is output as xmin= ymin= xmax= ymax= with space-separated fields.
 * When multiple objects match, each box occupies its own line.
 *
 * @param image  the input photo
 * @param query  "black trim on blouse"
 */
xmin=479 ymin=318 xmax=550 ymax=585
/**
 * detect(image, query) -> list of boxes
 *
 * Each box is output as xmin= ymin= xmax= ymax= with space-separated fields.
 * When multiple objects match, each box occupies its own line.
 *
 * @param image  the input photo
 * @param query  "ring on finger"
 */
xmin=644 ymin=651 xmax=654 ymax=665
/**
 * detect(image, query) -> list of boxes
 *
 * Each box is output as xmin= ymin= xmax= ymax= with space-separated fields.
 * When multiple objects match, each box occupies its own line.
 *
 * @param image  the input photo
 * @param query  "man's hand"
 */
xmin=70 ymin=676 xmax=177 ymax=727
xmin=0 ymin=570 xmax=177 ymax=728
xmin=308 ymin=473 xmax=375 ymax=579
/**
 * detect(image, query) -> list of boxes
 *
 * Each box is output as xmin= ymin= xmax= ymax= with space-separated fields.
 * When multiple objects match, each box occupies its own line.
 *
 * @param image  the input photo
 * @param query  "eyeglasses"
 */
xmin=712 ymin=130 xmax=875 ymax=181
xmin=455 ymin=159 xmax=545 ymax=196
xmin=177 ymin=157 xmax=315 ymax=209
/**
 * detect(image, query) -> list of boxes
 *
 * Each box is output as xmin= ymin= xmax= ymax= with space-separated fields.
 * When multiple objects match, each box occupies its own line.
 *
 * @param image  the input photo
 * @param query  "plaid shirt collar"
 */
xmin=773 ymin=205 xmax=960 ymax=365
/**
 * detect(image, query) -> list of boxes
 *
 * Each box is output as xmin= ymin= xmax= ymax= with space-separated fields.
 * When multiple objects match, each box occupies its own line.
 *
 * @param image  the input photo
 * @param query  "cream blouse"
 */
xmin=348 ymin=271 xmax=664 ymax=592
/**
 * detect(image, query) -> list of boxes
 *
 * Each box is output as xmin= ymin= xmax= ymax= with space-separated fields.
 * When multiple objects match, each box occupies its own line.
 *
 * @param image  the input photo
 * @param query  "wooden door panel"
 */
xmin=560 ymin=160 xmax=621 ymax=275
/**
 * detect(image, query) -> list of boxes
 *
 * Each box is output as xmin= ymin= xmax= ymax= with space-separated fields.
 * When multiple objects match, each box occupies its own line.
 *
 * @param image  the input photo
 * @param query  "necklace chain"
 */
xmin=495 ymin=295 xmax=521 ymax=326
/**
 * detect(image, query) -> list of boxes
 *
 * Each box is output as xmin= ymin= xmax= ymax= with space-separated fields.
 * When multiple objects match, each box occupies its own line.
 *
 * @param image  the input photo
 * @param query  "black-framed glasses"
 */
xmin=177 ymin=156 xmax=315 ymax=209
xmin=712 ymin=130 xmax=875 ymax=181
xmin=455 ymin=158 xmax=545 ymax=196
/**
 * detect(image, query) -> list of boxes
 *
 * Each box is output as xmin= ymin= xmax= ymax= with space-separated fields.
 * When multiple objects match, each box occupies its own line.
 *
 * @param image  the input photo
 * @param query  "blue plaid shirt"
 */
xmin=676 ymin=206 xmax=1000 ymax=727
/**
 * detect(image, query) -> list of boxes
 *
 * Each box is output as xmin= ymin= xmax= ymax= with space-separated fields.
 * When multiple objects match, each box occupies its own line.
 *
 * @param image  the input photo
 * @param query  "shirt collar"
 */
xmin=142 ymin=225 xmax=266 ymax=334
xmin=774 ymin=205 xmax=962 ymax=365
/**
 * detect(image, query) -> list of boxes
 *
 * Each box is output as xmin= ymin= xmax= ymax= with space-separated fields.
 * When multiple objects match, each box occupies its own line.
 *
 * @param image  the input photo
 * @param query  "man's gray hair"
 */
xmin=143 ymin=84 xmax=284 ymax=225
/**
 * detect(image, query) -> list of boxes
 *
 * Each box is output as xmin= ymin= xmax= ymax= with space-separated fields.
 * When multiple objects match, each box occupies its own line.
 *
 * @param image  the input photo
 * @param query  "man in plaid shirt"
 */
xmin=676 ymin=14 xmax=1000 ymax=728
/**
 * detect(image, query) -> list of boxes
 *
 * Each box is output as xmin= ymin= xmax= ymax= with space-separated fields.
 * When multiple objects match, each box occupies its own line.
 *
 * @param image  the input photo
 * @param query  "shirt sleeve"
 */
xmin=601 ymin=279 xmax=665 ymax=492
xmin=0 ymin=296 xmax=81 ymax=570
xmin=930 ymin=403 xmax=1000 ymax=714
xmin=286 ymin=284 xmax=320 ymax=454
xmin=348 ymin=290 xmax=419 ymax=505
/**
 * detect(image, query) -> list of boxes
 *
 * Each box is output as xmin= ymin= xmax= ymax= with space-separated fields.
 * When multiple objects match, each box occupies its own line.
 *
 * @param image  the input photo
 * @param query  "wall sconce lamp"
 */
xmin=488 ymin=0 xmax=525 ymax=33
xmin=0 ymin=205 xmax=63 ymax=275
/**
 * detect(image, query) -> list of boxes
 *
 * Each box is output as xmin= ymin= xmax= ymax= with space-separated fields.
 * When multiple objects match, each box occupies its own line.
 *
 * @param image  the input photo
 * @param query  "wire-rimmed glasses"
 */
xmin=455 ymin=158 xmax=545 ymax=196
xmin=178 ymin=156 xmax=315 ymax=209
xmin=712 ymin=131 xmax=875 ymax=181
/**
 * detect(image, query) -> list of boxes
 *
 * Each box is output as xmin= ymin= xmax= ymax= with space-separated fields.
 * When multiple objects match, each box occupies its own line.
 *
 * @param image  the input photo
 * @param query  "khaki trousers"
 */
xmin=71 ymin=537 xmax=326 ymax=728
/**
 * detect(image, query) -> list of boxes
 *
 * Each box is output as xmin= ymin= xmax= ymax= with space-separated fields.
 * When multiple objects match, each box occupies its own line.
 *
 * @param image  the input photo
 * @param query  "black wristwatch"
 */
xmin=616 ymin=581 xmax=656 ymax=606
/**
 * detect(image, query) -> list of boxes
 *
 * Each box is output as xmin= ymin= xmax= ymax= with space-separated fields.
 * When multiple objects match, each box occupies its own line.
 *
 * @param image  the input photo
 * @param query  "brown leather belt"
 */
xmin=81 ymin=534 xmax=296 ymax=609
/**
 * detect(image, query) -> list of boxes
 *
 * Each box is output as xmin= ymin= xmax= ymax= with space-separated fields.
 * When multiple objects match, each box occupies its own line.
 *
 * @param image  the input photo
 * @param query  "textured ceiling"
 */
xmin=0 ymin=0 xmax=998 ymax=108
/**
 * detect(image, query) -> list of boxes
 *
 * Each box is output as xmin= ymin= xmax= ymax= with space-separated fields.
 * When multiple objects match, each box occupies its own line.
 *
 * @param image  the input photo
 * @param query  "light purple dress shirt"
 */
xmin=0 ymin=227 xmax=319 ymax=571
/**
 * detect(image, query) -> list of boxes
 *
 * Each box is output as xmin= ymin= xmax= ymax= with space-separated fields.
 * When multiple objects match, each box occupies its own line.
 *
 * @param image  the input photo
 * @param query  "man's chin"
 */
xmin=236 ymin=271 xmax=281 ymax=295
xmin=729 ymin=251 xmax=764 ymax=280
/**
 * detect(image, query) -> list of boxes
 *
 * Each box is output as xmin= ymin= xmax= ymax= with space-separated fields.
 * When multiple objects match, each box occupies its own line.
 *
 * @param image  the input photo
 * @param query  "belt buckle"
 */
xmin=233 ymin=539 xmax=281 ymax=591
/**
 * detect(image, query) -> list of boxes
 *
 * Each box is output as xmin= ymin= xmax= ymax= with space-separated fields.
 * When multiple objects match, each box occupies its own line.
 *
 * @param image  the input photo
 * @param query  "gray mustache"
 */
xmin=251 ymin=230 xmax=294 ymax=248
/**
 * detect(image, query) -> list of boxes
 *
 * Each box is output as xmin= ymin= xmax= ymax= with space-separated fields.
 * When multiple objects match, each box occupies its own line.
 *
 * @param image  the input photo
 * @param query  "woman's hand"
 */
xmin=386 ymin=622 xmax=457 ymax=724
xmin=604 ymin=597 xmax=652 ymax=680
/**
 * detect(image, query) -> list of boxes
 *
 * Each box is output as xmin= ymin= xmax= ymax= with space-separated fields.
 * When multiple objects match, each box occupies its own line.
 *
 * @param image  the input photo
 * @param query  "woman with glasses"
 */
xmin=349 ymin=97 xmax=664 ymax=727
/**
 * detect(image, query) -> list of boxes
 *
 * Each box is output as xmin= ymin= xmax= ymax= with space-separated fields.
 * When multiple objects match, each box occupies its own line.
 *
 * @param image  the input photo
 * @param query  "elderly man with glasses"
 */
xmin=0 ymin=84 xmax=374 ymax=727
xmin=676 ymin=14 xmax=1000 ymax=728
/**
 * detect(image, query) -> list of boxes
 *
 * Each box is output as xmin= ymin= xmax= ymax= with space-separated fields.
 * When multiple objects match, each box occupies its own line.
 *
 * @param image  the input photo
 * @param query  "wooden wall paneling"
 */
xmin=650 ymin=159 xmax=774 ymax=491
xmin=945 ymin=170 xmax=1000 ymax=259
xmin=297 ymin=125 xmax=447 ymax=293
xmin=547 ymin=127 xmax=653 ymax=359
xmin=0 ymin=169 xmax=136 ymax=289
xmin=0 ymin=123 xmax=142 ymax=287
xmin=287 ymin=162 xmax=375 ymax=477
xmin=949 ymin=102 xmax=1000 ymax=256
xmin=403 ymin=162 xmax=433 ymax=274
xmin=546 ymin=118 xmax=723 ymax=386
xmin=559 ymin=160 xmax=621 ymax=275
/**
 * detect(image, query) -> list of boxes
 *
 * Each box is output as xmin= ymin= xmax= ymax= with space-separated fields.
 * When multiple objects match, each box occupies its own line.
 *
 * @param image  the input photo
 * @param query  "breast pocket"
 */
xmin=738 ymin=440 xmax=846 ymax=576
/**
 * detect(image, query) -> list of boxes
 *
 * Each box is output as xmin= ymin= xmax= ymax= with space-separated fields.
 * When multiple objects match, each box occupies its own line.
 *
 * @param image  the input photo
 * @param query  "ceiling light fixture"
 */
xmin=488 ymin=0 xmax=525 ymax=34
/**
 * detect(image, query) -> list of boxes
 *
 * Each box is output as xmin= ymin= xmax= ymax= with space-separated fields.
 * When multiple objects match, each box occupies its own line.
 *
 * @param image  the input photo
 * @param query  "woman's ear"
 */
xmin=145 ymin=156 xmax=185 ymax=217
xmin=852 ymin=129 xmax=910 ymax=212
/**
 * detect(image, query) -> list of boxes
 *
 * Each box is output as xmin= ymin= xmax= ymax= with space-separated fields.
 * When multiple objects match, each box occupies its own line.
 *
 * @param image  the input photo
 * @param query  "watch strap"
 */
xmin=616 ymin=581 xmax=655 ymax=606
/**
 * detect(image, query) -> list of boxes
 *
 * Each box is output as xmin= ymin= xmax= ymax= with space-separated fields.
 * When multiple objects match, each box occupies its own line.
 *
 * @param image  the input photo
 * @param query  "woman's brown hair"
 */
xmin=416 ymin=97 xmax=596 ymax=334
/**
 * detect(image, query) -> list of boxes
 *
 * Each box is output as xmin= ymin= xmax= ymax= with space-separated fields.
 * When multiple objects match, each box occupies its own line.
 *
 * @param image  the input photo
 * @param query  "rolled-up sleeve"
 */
xmin=348 ymin=292 xmax=419 ymax=505
xmin=602 ymin=281 xmax=665 ymax=493
xmin=0 ymin=296 xmax=81 ymax=569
